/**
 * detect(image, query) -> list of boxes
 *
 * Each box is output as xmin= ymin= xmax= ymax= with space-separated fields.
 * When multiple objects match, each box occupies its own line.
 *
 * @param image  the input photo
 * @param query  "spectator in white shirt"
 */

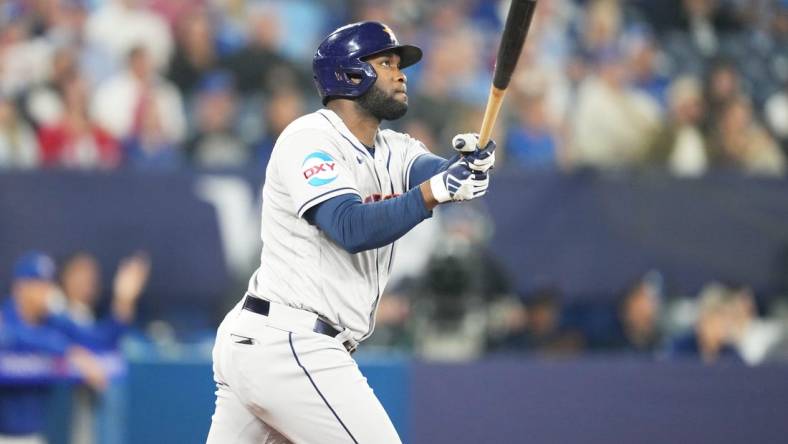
xmin=84 ymin=0 xmax=173 ymax=73
xmin=91 ymin=46 xmax=185 ymax=144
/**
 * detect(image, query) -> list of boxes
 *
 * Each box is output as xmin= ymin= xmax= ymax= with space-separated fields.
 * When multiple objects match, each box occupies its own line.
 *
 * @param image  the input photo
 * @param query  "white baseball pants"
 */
xmin=206 ymin=301 xmax=401 ymax=444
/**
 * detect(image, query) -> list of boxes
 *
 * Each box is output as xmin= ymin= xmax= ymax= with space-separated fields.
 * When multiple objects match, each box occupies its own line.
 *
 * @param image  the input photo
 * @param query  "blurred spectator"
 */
xmin=0 ymin=21 xmax=52 ymax=97
xmin=709 ymin=95 xmax=785 ymax=176
xmin=666 ymin=282 xmax=742 ymax=364
xmin=185 ymin=71 xmax=247 ymax=168
xmin=405 ymin=32 xmax=476 ymax=156
xmin=571 ymin=46 xmax=662 ymax=170
xmin=57 ymin=251 xmax=149 ymax=444
xmin=624 ymin=28 xmax=671 ymax=109
xmin=0 ymin=93 xmax=40 ymax=169
xmin=221 ymin=4 xmax=308 ymax=95
xmin=92 ymin=46 xmax=186 ymax=146
xmin=575 ymin=0 xmax=624 ymax=59
xmin=148 ymin=0 xmax=205 ymax=30
xmin=21 ymin=46 xmax=79 ymax=129
xmin=412 ymin=204 xmax=511 ymax=360
xmin=504 ymin=70 xmax=563 ymax=171
xmin=676 ymin=0 xmax=744 ymax=57
xmin=38 ymin=75 xmax=120 ymax=169
xmin=764 ymin=81 xmax=788 ymax=151
xmin=58 ymin=252 xmax=149 ymax=339
xmin=727 ymin=285 xmax=785 ymax=365
xmin=167 ymin=9 xmax=219 ymax=97
xmin=360 ymin=292 xmax=412 ymax=351
xmin=488 ymin=287 xmax=585 ymax=357
xmin=400 ymin=120 xmax=438 ymax=156
xmin=121 ymin=91 xmax=182 ymax=169
xmin=254 ymin=86 xmax=305 ymax=169
xmin=525 ymin=0 xmax=576 ymax=75
xmin=608 ymin=273 xmax=664 ymax=354
xmin=84 ymin=0 xmax=173 ymax=72
xmin=646 ymin=75 xmax=709 ymax=176
xmin=0 ymin=252 xmax=107 ymax=443
xmin=703 ymin=59 xmax=743 ymax=128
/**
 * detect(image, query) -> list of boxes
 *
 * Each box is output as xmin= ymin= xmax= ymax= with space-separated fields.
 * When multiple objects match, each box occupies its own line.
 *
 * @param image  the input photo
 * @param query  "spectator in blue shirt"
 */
xmin=504 ymin=87 xmax=561 ymax=171
xmin=0 ymin=252 xmax=106 ymax=443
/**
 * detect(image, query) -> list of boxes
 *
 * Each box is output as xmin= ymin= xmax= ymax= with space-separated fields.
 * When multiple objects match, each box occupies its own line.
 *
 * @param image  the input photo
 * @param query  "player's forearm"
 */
xmin=306 ymin=187 xmax=432 ymax=253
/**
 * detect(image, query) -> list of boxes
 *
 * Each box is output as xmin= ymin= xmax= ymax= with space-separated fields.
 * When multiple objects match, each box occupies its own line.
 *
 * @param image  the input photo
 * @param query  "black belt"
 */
xmin=242 ymin=296 xmax=342 ymax=338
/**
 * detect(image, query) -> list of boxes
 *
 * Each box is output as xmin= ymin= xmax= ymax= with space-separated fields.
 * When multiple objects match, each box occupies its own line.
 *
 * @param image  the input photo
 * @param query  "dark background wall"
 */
xmin=3 ymin=170 xmax=788 ymax=322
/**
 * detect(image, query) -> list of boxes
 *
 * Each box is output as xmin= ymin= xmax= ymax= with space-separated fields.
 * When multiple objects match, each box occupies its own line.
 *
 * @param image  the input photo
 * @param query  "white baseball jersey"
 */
xmin=247 ymin=108 xmax=430 ymax=341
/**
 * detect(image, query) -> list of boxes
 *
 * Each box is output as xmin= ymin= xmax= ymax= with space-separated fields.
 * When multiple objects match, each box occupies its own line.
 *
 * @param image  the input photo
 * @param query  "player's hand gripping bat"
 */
xmin=478 ymin=0 xmax=539 ymax=148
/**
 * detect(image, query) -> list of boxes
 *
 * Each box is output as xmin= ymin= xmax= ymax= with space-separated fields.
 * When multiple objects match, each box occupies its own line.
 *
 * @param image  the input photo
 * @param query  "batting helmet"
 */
xmin=313 ymin=21 xmax=422 ymax=104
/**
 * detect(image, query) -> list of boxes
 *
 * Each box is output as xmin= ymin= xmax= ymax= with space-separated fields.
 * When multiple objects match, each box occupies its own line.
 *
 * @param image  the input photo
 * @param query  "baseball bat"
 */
xmin=478 ymin=0 xmax=538 ymax=148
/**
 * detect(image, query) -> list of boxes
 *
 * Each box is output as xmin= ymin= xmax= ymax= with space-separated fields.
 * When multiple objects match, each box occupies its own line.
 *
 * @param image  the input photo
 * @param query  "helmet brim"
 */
xmin=395 ymin=45 xmax=423 ymax=69
xmin=365 ymin=44 xmax=423 ymax=69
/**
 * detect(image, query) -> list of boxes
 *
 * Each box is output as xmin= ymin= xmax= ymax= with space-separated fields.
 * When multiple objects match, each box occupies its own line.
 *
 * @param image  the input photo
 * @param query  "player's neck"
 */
xmin=327 ymin=100 xmax=379 ymax=146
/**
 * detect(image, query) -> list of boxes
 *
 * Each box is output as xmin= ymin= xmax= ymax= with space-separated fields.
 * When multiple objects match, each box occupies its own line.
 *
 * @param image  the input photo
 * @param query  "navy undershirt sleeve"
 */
xmin=407 ymin=153 xmax=459 ymax=189
xmin=304 ymin=186 xmax=432 ymax=254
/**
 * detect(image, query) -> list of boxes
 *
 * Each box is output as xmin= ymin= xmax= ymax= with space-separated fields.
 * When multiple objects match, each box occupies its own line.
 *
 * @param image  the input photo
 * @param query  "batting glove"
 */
xmin=429 ymin=159 xmax=490 ymax=203
xmin=452 ymin=133 xmax=497 ymax=173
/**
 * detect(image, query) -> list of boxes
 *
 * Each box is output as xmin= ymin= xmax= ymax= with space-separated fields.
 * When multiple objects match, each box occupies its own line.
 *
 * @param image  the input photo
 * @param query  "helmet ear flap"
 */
xmin=338 ymin=62 xmax=377 ymax=96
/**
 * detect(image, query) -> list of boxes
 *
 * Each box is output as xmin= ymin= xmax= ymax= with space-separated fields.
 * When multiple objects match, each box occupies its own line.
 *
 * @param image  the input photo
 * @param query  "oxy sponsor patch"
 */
xmin=302 ymin=151 xmax=338 ymax=186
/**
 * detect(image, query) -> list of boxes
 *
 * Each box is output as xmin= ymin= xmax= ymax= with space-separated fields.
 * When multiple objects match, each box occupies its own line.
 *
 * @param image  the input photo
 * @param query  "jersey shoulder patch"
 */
xmin=301 ymin=151 xmax=339 ymax=186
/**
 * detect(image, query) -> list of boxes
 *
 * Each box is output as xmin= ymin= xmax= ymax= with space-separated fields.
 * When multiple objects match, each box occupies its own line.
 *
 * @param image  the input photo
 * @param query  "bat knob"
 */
xmin=452 ymin=133 xmax=478 ymax=154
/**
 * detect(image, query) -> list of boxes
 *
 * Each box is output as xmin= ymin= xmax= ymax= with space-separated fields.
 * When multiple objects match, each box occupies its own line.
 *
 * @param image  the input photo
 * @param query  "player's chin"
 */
xmin=387 ymin=103 xmax=408 ymax=120
xmin=379 ymin=98 xmax=408 ymax=121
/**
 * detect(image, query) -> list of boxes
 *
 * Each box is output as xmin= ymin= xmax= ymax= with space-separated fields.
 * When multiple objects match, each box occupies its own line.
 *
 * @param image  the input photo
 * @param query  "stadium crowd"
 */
xmin=1 ymin=0 xmax=788 ymax=368
xmin=0 ymin=0 xmax=785 ymax=174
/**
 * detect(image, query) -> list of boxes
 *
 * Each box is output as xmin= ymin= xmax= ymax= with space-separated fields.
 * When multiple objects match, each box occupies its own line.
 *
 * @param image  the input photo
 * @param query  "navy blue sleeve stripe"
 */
xmin=288 ymin=333 xmax=359 ymax=444
xmin=297 ymin=187 xmax=359 ymax=217
xmin=304 ymin=187 xmax=431 ymax=254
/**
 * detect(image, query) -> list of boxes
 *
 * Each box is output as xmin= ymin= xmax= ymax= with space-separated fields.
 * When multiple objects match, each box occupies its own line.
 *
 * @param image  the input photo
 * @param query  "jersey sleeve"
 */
xmin=274 ymin=129 xmax=361 ymax=218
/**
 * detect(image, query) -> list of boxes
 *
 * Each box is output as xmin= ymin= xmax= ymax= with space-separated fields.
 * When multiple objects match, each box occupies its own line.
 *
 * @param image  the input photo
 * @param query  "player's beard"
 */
xmin=356 ymin=84 xmax=408 ymax=121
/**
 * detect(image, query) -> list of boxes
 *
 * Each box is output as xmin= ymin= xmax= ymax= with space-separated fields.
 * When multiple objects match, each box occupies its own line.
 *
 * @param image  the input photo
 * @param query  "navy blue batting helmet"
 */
xmin=313 ymin=21 xmax=422 ymax=105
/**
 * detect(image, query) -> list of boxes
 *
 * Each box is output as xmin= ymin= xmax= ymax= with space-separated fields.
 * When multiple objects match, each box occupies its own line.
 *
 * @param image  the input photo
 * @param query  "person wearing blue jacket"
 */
xmin=0 ymin=252 xmax=106 ymax=444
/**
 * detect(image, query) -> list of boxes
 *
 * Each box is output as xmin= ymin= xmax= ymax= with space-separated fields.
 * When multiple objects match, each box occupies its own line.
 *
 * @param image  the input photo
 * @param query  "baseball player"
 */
xmin=207 ymin=21 xmax=496 ymax=444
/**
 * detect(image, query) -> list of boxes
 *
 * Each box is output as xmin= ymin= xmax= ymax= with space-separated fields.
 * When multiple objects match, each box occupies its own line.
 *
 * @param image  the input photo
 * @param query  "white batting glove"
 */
xmin=452 ymin=133 xmax=497 ymax=173
xmin=429 ymin=159 xmax=490 ymax=203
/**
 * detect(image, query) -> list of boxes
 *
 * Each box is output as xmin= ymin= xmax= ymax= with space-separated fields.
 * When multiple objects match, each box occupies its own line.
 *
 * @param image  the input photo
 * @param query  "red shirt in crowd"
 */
xmin=38 ymin=122 xmax=120 ymax=169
